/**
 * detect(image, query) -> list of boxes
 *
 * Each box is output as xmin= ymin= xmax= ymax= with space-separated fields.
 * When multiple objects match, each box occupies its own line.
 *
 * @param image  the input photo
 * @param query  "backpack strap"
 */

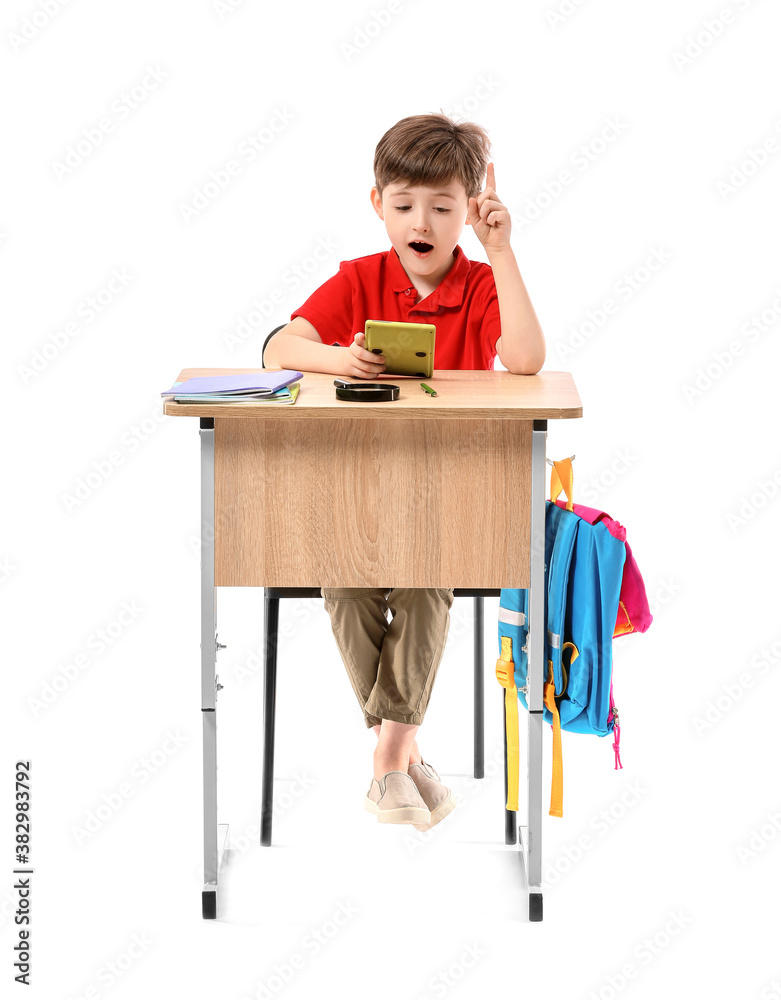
xmin=550 ymin=457 xmax=575 ymax=512
xmin=543 ymin=660 xmax=564 ymax=817
xmin=543 ymin=641 xmax=578 ymax=818
xmin=495 ymin=636 xmax=519 ymax=811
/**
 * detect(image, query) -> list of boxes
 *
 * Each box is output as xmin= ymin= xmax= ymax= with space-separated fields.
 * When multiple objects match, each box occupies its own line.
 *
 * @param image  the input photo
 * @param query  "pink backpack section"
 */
xmin=550 ymin=467 xmax=653 ymax=640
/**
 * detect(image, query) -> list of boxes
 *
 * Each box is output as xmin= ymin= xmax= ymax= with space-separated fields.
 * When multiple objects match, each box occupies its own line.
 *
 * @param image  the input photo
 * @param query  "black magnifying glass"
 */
xmin=333 ymin=379 xmax=400 ymax=402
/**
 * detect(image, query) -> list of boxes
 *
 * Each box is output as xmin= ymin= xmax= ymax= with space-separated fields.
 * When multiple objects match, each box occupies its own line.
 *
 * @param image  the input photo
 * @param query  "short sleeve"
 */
xmin=289 ymin=265 xmax=354 ymax=346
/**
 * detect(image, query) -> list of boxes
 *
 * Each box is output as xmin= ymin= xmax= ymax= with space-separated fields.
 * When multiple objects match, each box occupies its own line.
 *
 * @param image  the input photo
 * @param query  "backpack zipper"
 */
xmin=609 ymin=681 xmax=622 ymax=770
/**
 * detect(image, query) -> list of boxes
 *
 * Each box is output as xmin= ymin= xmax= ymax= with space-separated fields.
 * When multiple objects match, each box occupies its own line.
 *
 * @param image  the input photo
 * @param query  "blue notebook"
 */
xmin=161 ymin=370 xmax=302 ymax=398
xmin=166 ymin=383 xmax=301 ymax=405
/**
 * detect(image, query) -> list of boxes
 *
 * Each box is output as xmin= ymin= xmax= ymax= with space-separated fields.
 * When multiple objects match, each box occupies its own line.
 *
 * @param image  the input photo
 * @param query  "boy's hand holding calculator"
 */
xmin=342 ymin=331 xmax=387 ymax=380
xmin=340 ymin=320 xmax=436 ymax=380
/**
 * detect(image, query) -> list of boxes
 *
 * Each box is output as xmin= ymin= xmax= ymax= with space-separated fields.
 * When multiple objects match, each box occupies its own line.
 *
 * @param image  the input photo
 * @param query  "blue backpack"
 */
xmin=496 ymin=458 xmax=651 ymax=817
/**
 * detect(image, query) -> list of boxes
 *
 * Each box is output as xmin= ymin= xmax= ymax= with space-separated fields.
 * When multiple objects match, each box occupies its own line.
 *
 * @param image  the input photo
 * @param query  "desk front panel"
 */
xmin=213 ymin=416 xmax=531 ymax=588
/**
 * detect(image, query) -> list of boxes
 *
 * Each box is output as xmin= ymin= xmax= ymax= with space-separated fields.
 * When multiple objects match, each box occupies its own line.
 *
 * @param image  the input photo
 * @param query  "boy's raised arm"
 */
xmin=467 ymin=163 xmax=546 ymax=375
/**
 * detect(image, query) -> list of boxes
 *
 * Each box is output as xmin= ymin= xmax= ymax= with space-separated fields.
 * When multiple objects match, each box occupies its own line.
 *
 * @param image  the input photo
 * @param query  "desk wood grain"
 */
xmin=213 ymin=416 xmax=532 ymax=587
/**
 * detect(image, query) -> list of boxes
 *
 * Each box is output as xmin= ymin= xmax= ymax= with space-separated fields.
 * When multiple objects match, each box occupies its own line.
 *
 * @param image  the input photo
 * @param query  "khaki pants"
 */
xmin=320 ymin=588 xmax=455 ymax=728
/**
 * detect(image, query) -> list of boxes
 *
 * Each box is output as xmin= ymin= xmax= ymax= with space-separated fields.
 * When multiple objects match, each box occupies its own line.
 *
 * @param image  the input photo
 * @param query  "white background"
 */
xmin=3 ymin=0 xmax=781 ymax=997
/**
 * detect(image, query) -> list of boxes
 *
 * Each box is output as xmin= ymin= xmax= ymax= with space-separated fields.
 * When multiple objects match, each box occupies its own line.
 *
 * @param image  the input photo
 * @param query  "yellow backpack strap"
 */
xmin=543 ymin=661 xmax=564 ymax=817
xmin=550 ymin=457 xmax=575 ymax=512
xmin=495 ymin=636 xmax=519 ymax=811
xmin=542 ymin=641 xmax=579 ymax=818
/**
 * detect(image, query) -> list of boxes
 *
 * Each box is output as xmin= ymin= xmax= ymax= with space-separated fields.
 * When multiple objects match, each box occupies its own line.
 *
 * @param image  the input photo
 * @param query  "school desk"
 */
xmin=162 ymin=368 xmax=582 ymax=921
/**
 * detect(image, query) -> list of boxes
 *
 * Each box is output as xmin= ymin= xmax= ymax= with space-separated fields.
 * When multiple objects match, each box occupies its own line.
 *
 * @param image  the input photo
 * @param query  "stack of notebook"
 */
xmin=160 ymin=370 xmax=303 ymax=404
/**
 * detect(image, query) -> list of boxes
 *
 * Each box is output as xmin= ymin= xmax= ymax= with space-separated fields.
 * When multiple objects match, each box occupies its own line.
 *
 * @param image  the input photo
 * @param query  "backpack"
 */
xmin=495 ymin=457 xmax=652 ymax=817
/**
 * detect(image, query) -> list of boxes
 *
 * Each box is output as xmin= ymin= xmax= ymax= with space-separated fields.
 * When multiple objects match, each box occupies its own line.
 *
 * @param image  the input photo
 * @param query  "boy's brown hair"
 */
xmin=373 ymin=111 xmax=492 ymax=202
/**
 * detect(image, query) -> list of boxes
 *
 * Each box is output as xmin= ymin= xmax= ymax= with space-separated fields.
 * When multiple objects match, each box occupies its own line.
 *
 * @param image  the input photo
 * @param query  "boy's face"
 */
xmin=370 ymin=177 xmax=471 ymax=288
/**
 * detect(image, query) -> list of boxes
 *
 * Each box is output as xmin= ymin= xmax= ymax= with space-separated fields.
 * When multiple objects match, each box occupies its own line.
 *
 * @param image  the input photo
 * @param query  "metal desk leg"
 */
xmin=473 ymin=596 xmax=485 ymax=779
xmin=521 ymin=419 xmax=546 ymax=922
xmin=200 ymin=418 xmax=229 ymax=919
xmin=260 ymin=593 xmax=279 ymax=846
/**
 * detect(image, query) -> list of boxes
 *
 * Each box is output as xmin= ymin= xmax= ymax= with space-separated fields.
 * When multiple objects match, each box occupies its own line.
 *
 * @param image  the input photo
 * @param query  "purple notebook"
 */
xmin=161 ymin=370 xmax=303 ymax=397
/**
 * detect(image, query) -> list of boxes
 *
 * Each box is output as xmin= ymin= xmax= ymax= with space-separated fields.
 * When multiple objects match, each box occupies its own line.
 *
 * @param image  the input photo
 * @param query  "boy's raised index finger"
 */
xmin=486 ymin=162 xmax=496 ymax=190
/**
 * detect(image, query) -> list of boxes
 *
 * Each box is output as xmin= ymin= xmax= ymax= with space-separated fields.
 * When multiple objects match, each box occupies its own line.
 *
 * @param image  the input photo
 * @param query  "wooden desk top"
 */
xmin=163 ymin=369 xmax=582 ymax=421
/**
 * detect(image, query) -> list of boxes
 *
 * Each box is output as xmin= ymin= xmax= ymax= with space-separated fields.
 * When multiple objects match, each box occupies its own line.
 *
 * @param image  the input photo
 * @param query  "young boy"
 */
xmin=264 ymin=113 xmax=545 ymax=831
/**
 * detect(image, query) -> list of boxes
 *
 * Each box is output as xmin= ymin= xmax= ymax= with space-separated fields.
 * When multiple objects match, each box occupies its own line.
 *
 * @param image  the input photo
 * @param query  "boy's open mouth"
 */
xmin=409 ymin=241 xmax=434 ymax=257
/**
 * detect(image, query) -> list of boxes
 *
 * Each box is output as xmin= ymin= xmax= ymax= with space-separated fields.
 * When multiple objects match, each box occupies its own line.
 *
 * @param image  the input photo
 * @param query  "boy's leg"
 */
xmin=323 ymin=586 xmax=454 ymax=774
xmin=320 ymin=588 xmax=389 ymax=728
xmin=365 ymin=587 xmax=455 ymax=734
xmin=372 ymin=723 xmax=422 ymax=766
xmin=371 ymin=721 xmax=420 ymax=781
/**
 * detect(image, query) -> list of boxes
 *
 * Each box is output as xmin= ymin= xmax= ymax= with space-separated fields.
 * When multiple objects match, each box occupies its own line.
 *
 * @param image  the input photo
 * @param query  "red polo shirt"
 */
xmin=289 ymin=244 xmax=500 ymax=370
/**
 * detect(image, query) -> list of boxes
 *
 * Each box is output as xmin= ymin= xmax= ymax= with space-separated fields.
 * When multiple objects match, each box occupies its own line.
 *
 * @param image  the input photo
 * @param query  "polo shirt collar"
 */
xmin=388 ymin=244 xmax=471 ymax=309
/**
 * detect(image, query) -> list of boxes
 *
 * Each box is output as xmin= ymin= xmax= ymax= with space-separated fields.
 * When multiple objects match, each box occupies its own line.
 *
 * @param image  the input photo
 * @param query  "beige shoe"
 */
xmin=407 ymin=760 xmax=456 ymax=832
xmin=364 ymin=770 xmax=431 ymax=825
